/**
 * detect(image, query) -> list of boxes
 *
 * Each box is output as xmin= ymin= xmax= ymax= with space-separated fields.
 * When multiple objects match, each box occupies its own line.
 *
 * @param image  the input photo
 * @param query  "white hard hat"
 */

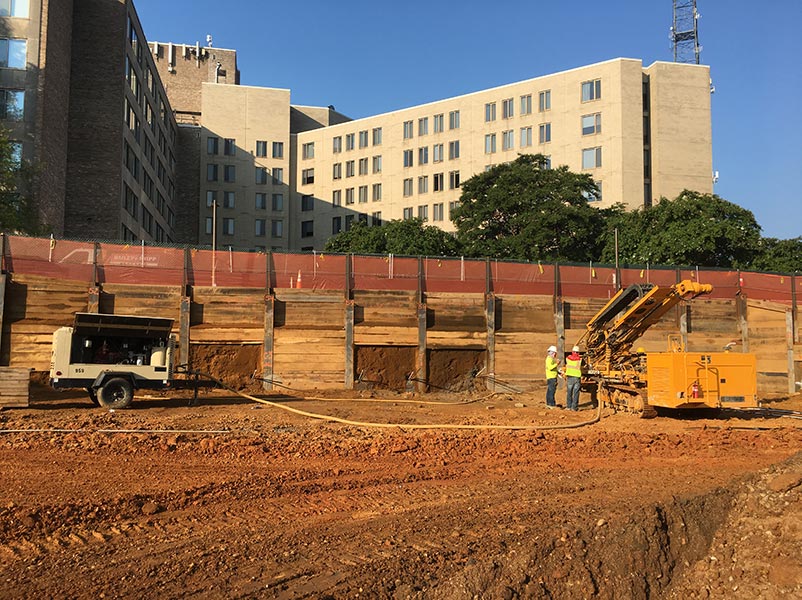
xmin=547 ymin=345 xmax=557 ymax=353
xmin=572 ymin=346 xmax=580 ymax=352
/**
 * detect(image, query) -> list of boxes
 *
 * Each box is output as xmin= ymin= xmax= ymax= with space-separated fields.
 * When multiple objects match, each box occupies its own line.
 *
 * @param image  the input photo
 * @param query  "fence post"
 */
xmin=484 ymin=258 xmax=496 ymax=392
xmin=263 ymin=293 xmax=275 ymax=391
xmin=87 ymin=242 xmax=100 ymax=313
xmin=0 ymin=232 xmax=5 ymax=361
xmin=415 ymin=256 xmax=428 ymax=392
xmin=344 ymin=254 xmax=354 ymax=388
xmin=787 ymin=308 xmax=796 ymax=395
xmin=792 ymin=273 xmax=798 ymax=345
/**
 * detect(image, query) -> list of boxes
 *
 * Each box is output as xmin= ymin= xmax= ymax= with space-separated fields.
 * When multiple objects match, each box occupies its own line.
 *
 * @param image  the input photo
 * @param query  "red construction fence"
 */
xmin=1 ymin=234 xmax=800 ymax=303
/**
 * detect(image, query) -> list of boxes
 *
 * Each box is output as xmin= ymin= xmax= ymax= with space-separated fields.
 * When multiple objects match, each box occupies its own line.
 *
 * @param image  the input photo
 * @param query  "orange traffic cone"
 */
xmin=296 ymin=269 xmax=302 ymax=289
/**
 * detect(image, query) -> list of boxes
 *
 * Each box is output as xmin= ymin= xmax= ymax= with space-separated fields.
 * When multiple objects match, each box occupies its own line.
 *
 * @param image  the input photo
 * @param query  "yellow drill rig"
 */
xmin=577 ymin=280 xmax=757 ymax=417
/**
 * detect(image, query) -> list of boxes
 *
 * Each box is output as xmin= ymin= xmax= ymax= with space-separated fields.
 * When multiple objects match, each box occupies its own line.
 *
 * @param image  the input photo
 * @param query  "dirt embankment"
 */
xmin=0 ymin=387 xmax=800 ymax=598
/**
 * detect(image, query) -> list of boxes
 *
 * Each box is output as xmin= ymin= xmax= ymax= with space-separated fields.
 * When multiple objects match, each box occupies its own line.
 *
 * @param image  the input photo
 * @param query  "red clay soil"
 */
xmin=0 ymin=383 xmax=801 ymax=599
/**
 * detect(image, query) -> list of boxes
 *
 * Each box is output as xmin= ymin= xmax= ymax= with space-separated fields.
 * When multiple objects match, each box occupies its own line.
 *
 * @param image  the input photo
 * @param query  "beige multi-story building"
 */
xmin=291 ymin=58 xmax=713 ymax=250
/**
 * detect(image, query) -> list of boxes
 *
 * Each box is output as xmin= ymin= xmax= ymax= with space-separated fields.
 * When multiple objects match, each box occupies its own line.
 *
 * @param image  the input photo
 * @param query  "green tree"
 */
xmin=601 ymin=190 xmax=762 ymax=268
xmin=451 ymin=154 xmax=613 ymax=261
xmin=750 ymin=237 xmax=802 ymax=273
xmin=324 ymin=218 xmax=461 ymax=256
xmin=0 ymin=127 xmax=41 ymax=234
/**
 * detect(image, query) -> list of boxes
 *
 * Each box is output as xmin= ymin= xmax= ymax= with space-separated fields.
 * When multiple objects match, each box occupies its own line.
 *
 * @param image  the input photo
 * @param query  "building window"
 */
xmin=204 ymin=163 xmax=218 ymax=183
xmin=418 ymin=146 xmax=429 ymax=165
xmin=433 ymin=143 xmax=444 ymax=163
xmin=344 ymin=215 xmax=355 ymax=230
xmin=418 ymin=117 xmax=428 ymax=136
xmin=449 ymin=110 xmax=460 ymax=129
xmin=582 ymin=113 xmax=602 ymax=135
xmin=359 ymin=157 xmax=368 ymax=175
xmin=333 ymin=162 xmax=342 ymax=180
xmin=403 ymin=120 xmax=414 ymax=139
xmin=372 ymin=155 xmax=382 ymax=173
xmin=345 ymin=187 xmax=355 ymax=205
xmin=433 ymin=173 xmax=444 ymax=192
xmin=433 ymin=113 xmax=444 ymax=133
xmin=272 ymin=219 xmax=283 ymax=238
xmin=403 ymin=207 xmax=413 ymax=220
xmin=502 ymin=130 xmax=514 ymax=150
xmin=582 ymin=79 xmax=601 ymax=102
xmin=418 ymin=175 xmax=428 ymax=194
xmin=207 ymin=136 xmax=219 ymax=155
xmin=417 ymin=205 xmax=428 ymax=222
xmin=544 ymin=156 xmax=552 ymax=169
xmin=123 ymin=183 xmax=138 ymax=217
xmin=255 ymin=219 xmax=266 ymax=236
xmin=358 ymin=185 xmax=368 ymax=203
xmin=204 ymin=217 xmax=212 ymax=236
xmin=302 ymin=142 xmax=315 ymax=159
xmin=255 ymin=192 xmax=266 ymax=209
xmin=272 ymin=193 xmax=284 ymax=211
xmin=484 ymin=134 xmax=496 ymax=154
xmin=256 ymin=140 xmax=267 ymax=157
xmin=484 ymin=102 xmax=496 ymax=122
xmin=222 ymin=217 xmax=235 ymax=236
xmin=433 ymin=203 xmax=444 ymax=222
xmin=372 ymin=127 xmax=382 ymax=146
xmin=332 ymin=189 xmax=342 ymax=206
xmin=332 ymin=216 xmax=342 ymax=234
xmin=346 ymin=133 xmax=355 ymax=150
xmin=301 ymin=168 xmax=315 ymax=185
xmin=256 ymin=167 xmax=268 ymax=184
xmin=223 ymin=191 xmax=235 ymax=208
xmin=345 ymin=160 xmax=355 ymax=177
xmin=224 ymin=138 xmax=236 ymax=156
xmin=539 ymin=123 xmax=551 ymax=144
xmin=449 ymin=170 xmax=460 ymax=189
xmin=301 ymin=220 xmax=314 ymax=238
xmin=520 ymin=126 xmax=532 ymax=147
xmin=539 ymin=90 xmax=551 ymax=112
xmin=0 ymin=1 xmax=29 ymax=17
xmin=583 ymin=181 xmax=602 ymax=202
xmin=224 ymin=165 xmax=236 ymax=182
xmin=502 ymin=98 xmax=514 ymax=119
xmin=333 ymin=136 xmax=342 ymax=153
xmin=520 ymin=94 xmax=532 ymax=116
xmin=448 ymin=140 xmax=459 ymax=160
xmin=403 ymin=178 xmax=413 ymax=197
xmin=359 ymin=130 xmax=368 ymax=148
xmin=449 ymin=201 xmax=459 ymax=219
xmin=582 ymin=147 xmax=602 ymax=169
xmin=301 ymin=194 xmax=314 ymax=211
xmin=371 ymin=211 xmax=382 ymax=226
xmin=4 ymin=90 xmax=29 ymax=124
xmin=206 ymin=190 xmax=216 ymax=208
xmin=403 ymin=149 xmax=414 ymax=168
xmin=0 ymin=39 xmax=26 ymax=69
xmin=372 ymin=183 xmax=382 ymax=201
xmin=272 ymin=141 xmax=284 ymax=158
xmin=272 ymin=167 xmax=283 ymax=184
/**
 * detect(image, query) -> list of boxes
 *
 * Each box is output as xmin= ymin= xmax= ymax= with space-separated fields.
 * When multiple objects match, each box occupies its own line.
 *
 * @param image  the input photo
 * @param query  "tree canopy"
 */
xmin=750 ymin=237 xmax=802 ymax=273
xmin=451 ymin=154 xmax=616 ymax=262
xmin=600 ymin=190 xmax=763 ymax=269
xmin=324 ymin=218 xmax=460 ymax=256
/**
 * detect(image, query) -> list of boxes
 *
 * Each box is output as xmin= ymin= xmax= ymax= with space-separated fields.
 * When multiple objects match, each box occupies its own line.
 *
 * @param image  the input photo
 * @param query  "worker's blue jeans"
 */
xmin=566 ymin=376 xmax=581 ymax=411
xmin=546 ymin=378 xmax=557 ymax=407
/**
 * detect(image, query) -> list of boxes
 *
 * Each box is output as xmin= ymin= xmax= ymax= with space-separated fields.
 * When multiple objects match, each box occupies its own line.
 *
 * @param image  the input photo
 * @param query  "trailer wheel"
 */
xmin=97 ymin=378 xmax=134 ymax=409
xmin=86 ymin=387 xmax=99 ymax=406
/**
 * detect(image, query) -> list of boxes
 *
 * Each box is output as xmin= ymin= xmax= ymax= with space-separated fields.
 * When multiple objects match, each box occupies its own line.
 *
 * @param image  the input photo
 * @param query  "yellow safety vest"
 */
xmin=545 ymin=355 xmax=559 ymax=379
xmin=565 ymin=356 xmax=582 ymax=378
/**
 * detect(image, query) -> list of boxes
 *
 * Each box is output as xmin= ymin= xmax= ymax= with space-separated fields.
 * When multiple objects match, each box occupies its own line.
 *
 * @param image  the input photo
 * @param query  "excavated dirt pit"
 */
xmin=0 ymin=382 xmax=800 ymax=599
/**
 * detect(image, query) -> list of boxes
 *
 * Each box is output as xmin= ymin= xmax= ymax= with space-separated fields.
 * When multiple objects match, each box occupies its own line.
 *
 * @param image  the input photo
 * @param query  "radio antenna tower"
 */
xmin=670 ymin=0 xmax=701 ymax=64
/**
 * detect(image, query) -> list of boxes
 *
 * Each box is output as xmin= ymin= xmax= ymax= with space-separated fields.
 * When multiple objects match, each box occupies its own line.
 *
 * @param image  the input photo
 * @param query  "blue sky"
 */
xmin=133 ymin=0 xmax=802 ymax=241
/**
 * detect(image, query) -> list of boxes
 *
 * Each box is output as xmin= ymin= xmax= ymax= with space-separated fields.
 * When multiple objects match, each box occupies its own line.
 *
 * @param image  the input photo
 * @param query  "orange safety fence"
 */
xmin=1 ymin=235 xmax=799 ymax=305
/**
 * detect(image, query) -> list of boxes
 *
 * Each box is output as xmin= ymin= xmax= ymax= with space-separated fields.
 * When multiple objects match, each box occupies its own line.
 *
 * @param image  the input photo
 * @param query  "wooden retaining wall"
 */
xmin=1 ymin=272 xmax=799 ymax=397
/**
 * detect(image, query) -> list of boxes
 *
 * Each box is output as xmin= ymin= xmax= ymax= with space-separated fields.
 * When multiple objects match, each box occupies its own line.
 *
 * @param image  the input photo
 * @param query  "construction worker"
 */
xmin=545 ymin=345 xmax=560 ymax=409
xmin=565 ymin=345 xmax=582 ymax=411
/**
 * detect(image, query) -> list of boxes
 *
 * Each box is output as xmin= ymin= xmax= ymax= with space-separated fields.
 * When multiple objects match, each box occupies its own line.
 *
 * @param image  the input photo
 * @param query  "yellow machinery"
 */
xmin=577 ymin=280 xmax=757 ymax=417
